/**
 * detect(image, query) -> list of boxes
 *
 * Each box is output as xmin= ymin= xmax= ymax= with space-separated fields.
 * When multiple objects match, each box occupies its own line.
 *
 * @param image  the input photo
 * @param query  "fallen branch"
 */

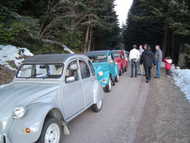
xmin=41 ymin=39 xmax=75 ymax=54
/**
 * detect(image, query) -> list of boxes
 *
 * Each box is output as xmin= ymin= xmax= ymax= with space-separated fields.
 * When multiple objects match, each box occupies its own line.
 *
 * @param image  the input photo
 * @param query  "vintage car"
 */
xmin=112 ymin=50 xmax=128 ymax=75
xmin=86 ymin=50 xmax=119 ymax=92
xmin=0 ymin=54 xmax=104 ymax=143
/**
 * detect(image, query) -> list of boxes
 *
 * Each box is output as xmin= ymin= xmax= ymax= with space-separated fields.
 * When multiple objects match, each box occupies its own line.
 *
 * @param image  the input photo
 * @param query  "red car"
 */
xmin=112 ymin=50 xmax=128 ymax=75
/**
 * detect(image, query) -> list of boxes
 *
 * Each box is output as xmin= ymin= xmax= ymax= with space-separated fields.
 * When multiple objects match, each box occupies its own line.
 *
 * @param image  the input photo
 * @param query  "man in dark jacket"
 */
xmin=140 ymin=46 xmax=154 ymax=83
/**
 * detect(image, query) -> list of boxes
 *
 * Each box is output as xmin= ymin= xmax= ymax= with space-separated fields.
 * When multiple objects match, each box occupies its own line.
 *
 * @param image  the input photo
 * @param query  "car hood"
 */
xmin=0 ymin=82 xmax=59 ymax=117
xmin=92 ymin=62 xmax=109 ymax=72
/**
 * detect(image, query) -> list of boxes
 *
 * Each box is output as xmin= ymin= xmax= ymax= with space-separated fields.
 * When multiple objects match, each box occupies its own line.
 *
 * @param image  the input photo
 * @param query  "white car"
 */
xmin=0 ymin=54 xmax=104 ymax=143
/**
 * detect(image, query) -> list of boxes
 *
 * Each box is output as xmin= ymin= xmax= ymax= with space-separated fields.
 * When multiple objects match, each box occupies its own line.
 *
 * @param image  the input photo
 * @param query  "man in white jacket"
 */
xmin=129 ymin=45 xmax=140 ymax=77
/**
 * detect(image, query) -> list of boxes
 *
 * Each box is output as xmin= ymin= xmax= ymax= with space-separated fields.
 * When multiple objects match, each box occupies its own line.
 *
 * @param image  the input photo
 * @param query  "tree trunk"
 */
xmin=171 ymin=32 xmax=175 ymax=60
xmin=87 ymin=26 xmax=93 ymax=52
xmin=162 ymin=24 xmax=168 ymax=58
xmin=83 ymin=24 xmax=90 ymax=53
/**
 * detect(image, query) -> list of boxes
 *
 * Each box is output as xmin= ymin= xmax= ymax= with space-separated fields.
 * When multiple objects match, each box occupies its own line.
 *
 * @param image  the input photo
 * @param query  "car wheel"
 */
xmin=119 ymin=70 xmax=122 ymax=76
xmin=104 ymin=78 xmax=112 ymax=92
xmin=111 ymin=76 xmax=115 ymax=86
xmin=124 ymin=67 xmax=127 ymax=72
xmin=122 ymin=68 xmax=125 ymax=73
xmin=37 ymin=118 xmax=62 ymax=143
xmin=91 ymin=99 xmax=103 ymax=112
xmin=115 ymin=75 xmax=119 ymax=82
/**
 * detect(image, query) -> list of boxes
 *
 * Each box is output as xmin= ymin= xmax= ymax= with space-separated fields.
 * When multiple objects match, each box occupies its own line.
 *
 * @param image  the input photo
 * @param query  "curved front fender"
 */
xmin=8 ymin=103 xmax=55 ymax=143
xmin=93 ymin=81 xmax=104 ymax=104
xmin=114 ymin=64 xmax=119 ymax=76
xmin=96 ymin=71 xmax=110 ymax=87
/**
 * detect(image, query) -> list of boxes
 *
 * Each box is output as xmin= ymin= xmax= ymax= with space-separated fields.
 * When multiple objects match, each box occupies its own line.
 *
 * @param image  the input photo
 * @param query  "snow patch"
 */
xmin=0 ymin=82 xmax=13 ymax=88
xmin=172 ymin=69 xmax=190 ymax=102
xmin=0 ymin=45 xmax=33 ymax=70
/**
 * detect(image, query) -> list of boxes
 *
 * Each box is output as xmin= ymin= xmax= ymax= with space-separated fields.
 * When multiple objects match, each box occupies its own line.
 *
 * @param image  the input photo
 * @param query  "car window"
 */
xmin=89 ymin=55 xmax=107 ymax=63
xmin=79 ymin=60 xmax=91 ymax=79
xmin=88 ymin=60 xmax=95 ymax=76
xmin=65 ymin=61 xmax=79 ymax=83
xmin=17 ymin=64 xmax=63 ymax=78
xmin=113 ymin=53 xmax=120 ymax=58
xmin=108 ymin=55 xmax=113 ymax=63
xmin=17 ymin=65 xmax=33 ymax=78
xmin=111 ymin=54 xmax=114 ymax=60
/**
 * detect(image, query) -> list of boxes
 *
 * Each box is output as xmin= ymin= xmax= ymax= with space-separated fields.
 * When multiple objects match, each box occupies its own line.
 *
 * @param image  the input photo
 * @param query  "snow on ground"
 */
xmin=0 ymin=82 xmax=13 ymax=88
xmin=0 ymin=45 xmax=33 ymax=70
xmin=172 ymin=69 xmax=190 ymax=102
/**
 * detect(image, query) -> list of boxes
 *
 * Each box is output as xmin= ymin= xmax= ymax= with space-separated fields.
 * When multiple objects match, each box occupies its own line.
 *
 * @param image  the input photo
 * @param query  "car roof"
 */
xmin=86 ymin=50 xmax=110 ymax=57
xmin=112 ymin=50 xmax=121 ymax=53
xmin=23 ymin=54 xmax=85 ymax=64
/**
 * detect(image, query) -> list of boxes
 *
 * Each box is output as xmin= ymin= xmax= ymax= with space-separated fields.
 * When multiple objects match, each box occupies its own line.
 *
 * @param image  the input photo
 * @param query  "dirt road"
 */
xmin=63 ymin=72 xmax=190 ymax=143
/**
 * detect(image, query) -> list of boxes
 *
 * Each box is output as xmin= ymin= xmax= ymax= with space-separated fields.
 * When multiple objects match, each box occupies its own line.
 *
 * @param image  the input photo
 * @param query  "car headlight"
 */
xmin=12 ymin=107 xmax=26 ymax=119
xmin=98 ymin=71 xmax=104 ymax=76
xmin=1 ymin=121 xmax=7 ymax=130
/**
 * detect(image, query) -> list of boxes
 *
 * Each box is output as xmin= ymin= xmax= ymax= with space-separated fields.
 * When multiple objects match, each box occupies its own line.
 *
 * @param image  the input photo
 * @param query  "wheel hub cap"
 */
xmin=97 ymin=100 xmax=102 ymax=109
xmin=45 ymin=123 xmax=60 ymax=143
xmin=109 ymin=79 xmax=112 ymax=90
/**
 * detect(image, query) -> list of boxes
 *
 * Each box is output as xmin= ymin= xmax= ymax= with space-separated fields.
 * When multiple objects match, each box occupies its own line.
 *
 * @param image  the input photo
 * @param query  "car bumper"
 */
xmin=0 ymin=127 xmax=39 ymax=143
xmin=96 ymin=74 xmax=109 ymax=88
xmin=99 ymin=79 xmax=108 ymax=87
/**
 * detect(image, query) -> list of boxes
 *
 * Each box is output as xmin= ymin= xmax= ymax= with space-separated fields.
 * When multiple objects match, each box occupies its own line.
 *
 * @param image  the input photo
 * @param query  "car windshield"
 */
xmin=89 ymin=55 xmax=107 ymax=63
xmin=17 ymin=64 xmax=64 ymax=79
xmin=113 ymin=53 xmax=120 ymax=58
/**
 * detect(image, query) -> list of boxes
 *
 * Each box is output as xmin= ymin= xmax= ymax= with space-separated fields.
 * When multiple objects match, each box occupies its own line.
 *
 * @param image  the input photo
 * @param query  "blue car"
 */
xmin=86 ymin=50 xmax=119 ymax=92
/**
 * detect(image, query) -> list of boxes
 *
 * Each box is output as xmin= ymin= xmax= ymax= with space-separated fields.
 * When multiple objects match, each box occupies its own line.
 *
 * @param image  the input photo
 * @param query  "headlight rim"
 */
xmin=12 ymin=106 xmax=26 ymax=119
xmin=98 ymin=71 xmax=104 ymax=76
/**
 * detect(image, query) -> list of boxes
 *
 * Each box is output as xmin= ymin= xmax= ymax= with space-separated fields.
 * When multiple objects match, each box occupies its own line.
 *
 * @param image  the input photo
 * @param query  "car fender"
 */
xmin=113 ymin=64 xmax=119 ymax=77
xmin=98 ymin=71 xmax=111 ymax=87
xmin=93 ymin=81 xmax=104 ymax=104
xmin=115 ymin=60 xmax=122 ymax=70
xmin=8 ymin=103 xmax=57 ymax=143
xmin=94 ymin=66 xmax=110 ymax=87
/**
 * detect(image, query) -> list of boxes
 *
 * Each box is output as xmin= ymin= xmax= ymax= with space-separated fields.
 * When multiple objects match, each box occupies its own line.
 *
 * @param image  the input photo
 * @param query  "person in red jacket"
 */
xmin=164 ymin=57 xmax=172 ymax=75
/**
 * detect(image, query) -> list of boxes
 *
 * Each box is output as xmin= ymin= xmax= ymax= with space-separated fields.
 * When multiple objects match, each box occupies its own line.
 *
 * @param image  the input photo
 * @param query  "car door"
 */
xmin=62 ymin=59 xmax=84 ymax=119
xmin=79 ymin=59 xmax=94 ymax=106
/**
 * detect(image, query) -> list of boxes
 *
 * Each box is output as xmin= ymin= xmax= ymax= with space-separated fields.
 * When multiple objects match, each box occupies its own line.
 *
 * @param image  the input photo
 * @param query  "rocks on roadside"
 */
xmin=0 ymin=65 xmax=15 ymax=85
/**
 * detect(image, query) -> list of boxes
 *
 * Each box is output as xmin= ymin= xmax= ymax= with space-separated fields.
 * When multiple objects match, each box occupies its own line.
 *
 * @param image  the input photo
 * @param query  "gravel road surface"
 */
xmin=63 ymin=72 xmax=190 ymax=143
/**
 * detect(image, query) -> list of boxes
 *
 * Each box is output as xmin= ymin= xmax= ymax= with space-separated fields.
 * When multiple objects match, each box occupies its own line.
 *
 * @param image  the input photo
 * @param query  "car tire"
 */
xmin=124 ymin=67 xmax=127 ymax=72
xmin=119 ymin=70 xmax=122 ymax=76
xmin=122 ymin=68 xmax=125 ymax=73
xmin=111 ymin=76 xmax=115 ymax=86
xmin=115 ymin=75 xmax=119 ymax=82
xmin=37 ymin=118 xmax=63 ymax=143
xmin=104 ymin=78 xmax=112 ymax=92
xmin=91 ymin=99 xmax=103 ymax=112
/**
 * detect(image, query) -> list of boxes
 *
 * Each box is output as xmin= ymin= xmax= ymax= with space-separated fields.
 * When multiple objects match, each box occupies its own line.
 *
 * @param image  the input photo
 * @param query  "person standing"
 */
xmin=163 ymin=57 xmax=172 ymax=75
xmin=155 ymin=45 xmax=163 ymax=78
xmin=138 ymin=45 xmax=144 ymax=75
xmin=139 ymin=45 xmax=144 ymax=55
xmin=140 ymin=46 xmax=154 ymax=83
xmin=129 ymin=45 xmax=140 ymax=78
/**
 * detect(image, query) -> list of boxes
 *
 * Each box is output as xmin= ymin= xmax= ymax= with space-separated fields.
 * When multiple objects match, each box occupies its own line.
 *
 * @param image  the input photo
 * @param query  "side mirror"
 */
xmin=66 ymin=76 xmax=75 ymax=83
xmin=69 ymin=64 xmax=78 ymax=71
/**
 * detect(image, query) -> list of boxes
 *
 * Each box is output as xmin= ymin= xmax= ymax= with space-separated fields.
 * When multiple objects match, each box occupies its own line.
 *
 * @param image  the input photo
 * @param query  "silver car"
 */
xmin=0 ymin=54 xmax=104 ymax=143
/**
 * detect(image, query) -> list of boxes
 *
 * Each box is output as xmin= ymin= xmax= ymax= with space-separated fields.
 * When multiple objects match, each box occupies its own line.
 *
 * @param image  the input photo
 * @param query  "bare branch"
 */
xmin=41 ymin=39 xmax=75 ymax=54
